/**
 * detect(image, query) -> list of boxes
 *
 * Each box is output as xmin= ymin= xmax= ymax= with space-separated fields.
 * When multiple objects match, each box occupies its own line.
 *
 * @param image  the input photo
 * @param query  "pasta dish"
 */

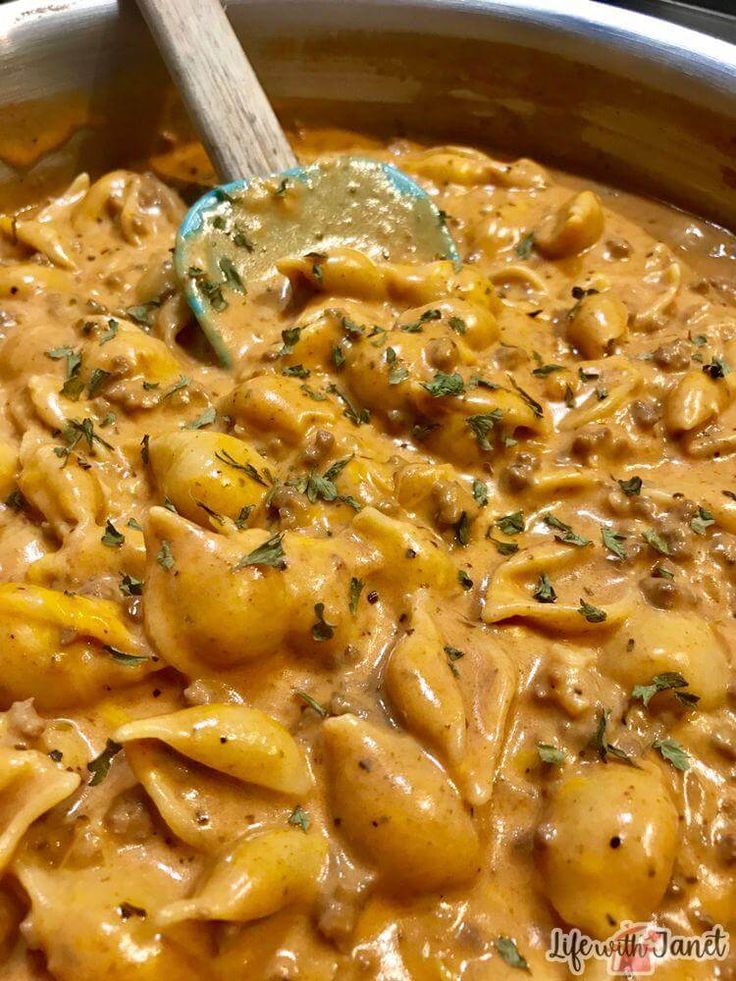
xmin=0 ymin=130 xmax=733 ymax=978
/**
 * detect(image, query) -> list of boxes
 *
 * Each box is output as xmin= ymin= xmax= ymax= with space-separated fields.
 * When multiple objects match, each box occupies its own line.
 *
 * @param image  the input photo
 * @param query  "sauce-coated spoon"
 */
xmin=136 ymin=0 xmax=458 ymax=366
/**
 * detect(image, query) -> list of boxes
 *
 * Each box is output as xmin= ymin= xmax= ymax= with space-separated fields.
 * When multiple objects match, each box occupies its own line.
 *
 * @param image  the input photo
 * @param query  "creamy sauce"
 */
xmin=0 ymin=130 xmax=733 ymax=979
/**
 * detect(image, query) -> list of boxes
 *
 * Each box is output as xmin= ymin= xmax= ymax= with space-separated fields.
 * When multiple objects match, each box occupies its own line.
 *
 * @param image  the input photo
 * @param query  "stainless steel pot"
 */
xmin=0 ymin=0 xmax=734 ymax=224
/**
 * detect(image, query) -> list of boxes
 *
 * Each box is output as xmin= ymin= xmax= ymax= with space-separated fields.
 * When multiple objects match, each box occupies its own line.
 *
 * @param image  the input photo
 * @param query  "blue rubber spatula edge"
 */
xmin=135 ymin=0 xmax=460 ymax=368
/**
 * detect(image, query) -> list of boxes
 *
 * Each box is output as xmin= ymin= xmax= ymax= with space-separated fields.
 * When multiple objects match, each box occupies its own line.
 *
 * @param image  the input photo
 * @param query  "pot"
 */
xmin=0 ymin=0 xmax=734 ymax=223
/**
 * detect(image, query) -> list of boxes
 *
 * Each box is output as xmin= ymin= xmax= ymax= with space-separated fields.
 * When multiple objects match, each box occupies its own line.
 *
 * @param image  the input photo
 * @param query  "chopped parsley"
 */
xmin=294 ymin=689 xmax=329 ymax=718
xmin=422 ymin=371 xmax=465 ymax=398
xmin=47 ymin=346 xmax=84 ymax=400
xmin=401 ymin=308 xmax=442 ymax=333
xmin=543 ymin=514 xmax=590 ymax=547
xmin=120 ymin=574 xmax=143 ymax=597
xmin=593 ymin=708 xmax=632 ymax=764
xmin=219 ymin=256 xmax=245 ymax=292
xmin=327 ymin=385 xmax=370 ymax=426
xmin=234 ymin=533 xmax=286 ymax=570
xmin=495 ymin=937 xmax=529 ymax=972
xmin=537 ymin=743 xmax=565 ymax=765
xmin=602 ymin=526 xmax=627 ymax=560
xmin=533 ymin=573 xmax=557 ymax=603
xmin=183 ymin=406 xmax=216 ymax=430
xmin=578 ymin=598 xmax=607 ymax=623
xmin=101 ymin=520 xmax=124 ymax=548
xmin=487 ymin=536 xmax=519 ymax=556
xmin=632 ymin=672 xmax=699 ymax=708
xmin=514 ymin=232 xmax=534 ymax=259
xmin=702 ymin=356 xmax=730 ymax=379
xmin=288 ymin=805 xmax=310 ymax=833
xmin=58 ymin=418 xmax=113 ymax=461
xmin=156 ymin=541 xmax=175 ymax=570
xmin=508 ymin=375 xmax=543 ymax=417
xmin=472 ymin=479 xmax=489 ymax=507
xmin=497 ymin=511 xmax=525 ymax=535
xmin=158 ymin=374 xmax=190 ymax=403
xmin=532 ymin=363 xmax=563 ymax=377
xmin=87 ymin=739 xmax=122 ymax=786
xmin=215 ymin=450 xmax=268 ymax=485
xmin=348 ymin=577 xmax=364 ymax=615
xmin=126 ymin=300 xmax=160 ymax=327
xmin=654 ymin=737 xmax=690 ymax=771
xmin=458 ymin=569 xmax=474 ymax=590
xmin=234 ymin=505 xmax=253 ymax=529
xmin=618 ymin=475 xmax=642 ymax=496
xmin=103 ymin=645 xmax=149 ymax=666
xmin=99 ymin=319 xmax=119 ymax=344
xmin=282 ymin=364 xmax=310 ymax=379
xmin=87 ymin=367 xmax=111 ymax=398
xmin=454 ymin=511 xmax=471 ymax=547
xmin=279 ymin=326 xmax=302 ymax=357
xmin=690 ymin=506 xmax=715 ymax=536
xmin=388 ymin=364 xmax=409 ymax=385
xmin=642 ymin=528 xmax=672 ymax=556
xmin=300 ymin=455 xmax=352 ymax=504
xmin=467 ymin=410 xmax=503 ymax=451
xmin=444 ymin=644 xmax=466 ymax=676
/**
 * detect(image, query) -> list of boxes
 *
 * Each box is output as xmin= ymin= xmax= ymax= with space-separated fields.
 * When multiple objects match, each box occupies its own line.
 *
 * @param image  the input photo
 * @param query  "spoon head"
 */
xmin=175 ymin=156 xmax=459 ymax=367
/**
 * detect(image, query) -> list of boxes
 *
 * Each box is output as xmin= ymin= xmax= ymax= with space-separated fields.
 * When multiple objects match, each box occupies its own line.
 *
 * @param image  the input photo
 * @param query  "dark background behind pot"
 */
xmin=607 ymin=0 xmax=736 ymax=42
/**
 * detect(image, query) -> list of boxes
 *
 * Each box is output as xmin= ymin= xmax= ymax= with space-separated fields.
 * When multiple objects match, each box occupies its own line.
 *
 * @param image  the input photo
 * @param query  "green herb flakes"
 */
xmin=467 ymin=410 xmax=503 ymax=451
xmin=348 ymin=577 xmax=364 ymax=614
xmin=654 ymin=737 xmax=690 ymax=771
xmin=234 ymin=533 xmax=286 ymax=570
xmin=495 ymin=936 xmax=530 ymax=972
xmin=422 ymin=371 xmax=465 ymax=398
xmin=537 ymin=743 xmax=565 ymax=765
xmin=288 ymin=805 xmax=310 ymax=833
xmin=87 ymin=739 xmax=122 ymax=786
xmin=618 ymin=476 xmax=642 ymax=496
xmin=533 ymin=573 xmax=557 ymax=604
xmin=183 ymin=406 xmax=216 ymax=430
xmin=156 ymin=541 xmax=175 ymax=570
xmin=632 ymin=672 xmax=699 ymax=708
xmin=294 ymin=689 xmax=329 ymax=718
xmin=642 ymin=528 xmax=672 ymax=556
xmin=472 ymin=480 xmax=489 ymax=507
xmin=578 ymin=598 xmax=606 ymax=623
xmin=514 ymin=232 xmax=534 ymax=260
xmin=602 ymin=526 xmax=627 ymax=560
xmin=544 ymin=513 xmax=590 ymax=547
xmin=690 ymin=506 xmax=715 ymax=536
xmin=101 ymin=520 xmax=124 ymax=548
xmin=497 ymin=511 xmax=525 ymax=535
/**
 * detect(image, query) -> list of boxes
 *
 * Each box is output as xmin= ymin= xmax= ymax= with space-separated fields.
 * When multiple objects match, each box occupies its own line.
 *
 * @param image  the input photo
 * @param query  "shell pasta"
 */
xmin=0 ymin=130 xmax=733 ymax=980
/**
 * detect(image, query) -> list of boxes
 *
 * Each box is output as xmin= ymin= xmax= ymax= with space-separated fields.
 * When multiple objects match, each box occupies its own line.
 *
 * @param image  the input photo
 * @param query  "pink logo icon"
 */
xmin=608 ymin=922 xmax=667 ymax=976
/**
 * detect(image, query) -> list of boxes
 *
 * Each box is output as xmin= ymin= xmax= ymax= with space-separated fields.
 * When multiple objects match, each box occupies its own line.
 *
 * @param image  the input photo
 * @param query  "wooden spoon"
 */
xmin=136 ymin=0 xmax=458 ymax=366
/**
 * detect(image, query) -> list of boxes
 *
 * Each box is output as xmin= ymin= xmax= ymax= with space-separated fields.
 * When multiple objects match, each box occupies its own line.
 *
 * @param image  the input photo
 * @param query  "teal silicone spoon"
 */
xmin=136 ymin=0 xmax=459 ymax=367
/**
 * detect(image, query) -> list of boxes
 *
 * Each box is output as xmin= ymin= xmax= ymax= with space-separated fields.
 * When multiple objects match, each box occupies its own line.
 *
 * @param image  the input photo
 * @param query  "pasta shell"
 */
xmin=0 ymin=748 xmax=79 ymax=873
xmin=114 ymin=704 xmax=312 ymax=797
xmin=148 ymin=430 xmax=269 ymax=528
xmin=0 ymin=582 xmax=138 ymax=652
xmin=483 ymin=541 xmax=632 ymax=632
xmin=125 ymin=741 xmax=283 ymax=853
xmin=384 ymin=599 xmax=466 ymax=764
xmin=157 ymin=829 xmax=327 ymax=927
xmin=321 ymin=714 xmax=480 ymax=893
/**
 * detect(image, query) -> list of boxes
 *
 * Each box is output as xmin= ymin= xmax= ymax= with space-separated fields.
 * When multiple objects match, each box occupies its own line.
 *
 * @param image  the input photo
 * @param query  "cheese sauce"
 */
xmin=0 ymin=128 xmax=733 ymax=979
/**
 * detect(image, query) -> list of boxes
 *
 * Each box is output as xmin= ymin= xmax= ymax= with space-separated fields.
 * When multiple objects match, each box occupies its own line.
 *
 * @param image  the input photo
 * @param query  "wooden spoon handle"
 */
xmin=136 ymin=0 xmax=297 ymax=182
